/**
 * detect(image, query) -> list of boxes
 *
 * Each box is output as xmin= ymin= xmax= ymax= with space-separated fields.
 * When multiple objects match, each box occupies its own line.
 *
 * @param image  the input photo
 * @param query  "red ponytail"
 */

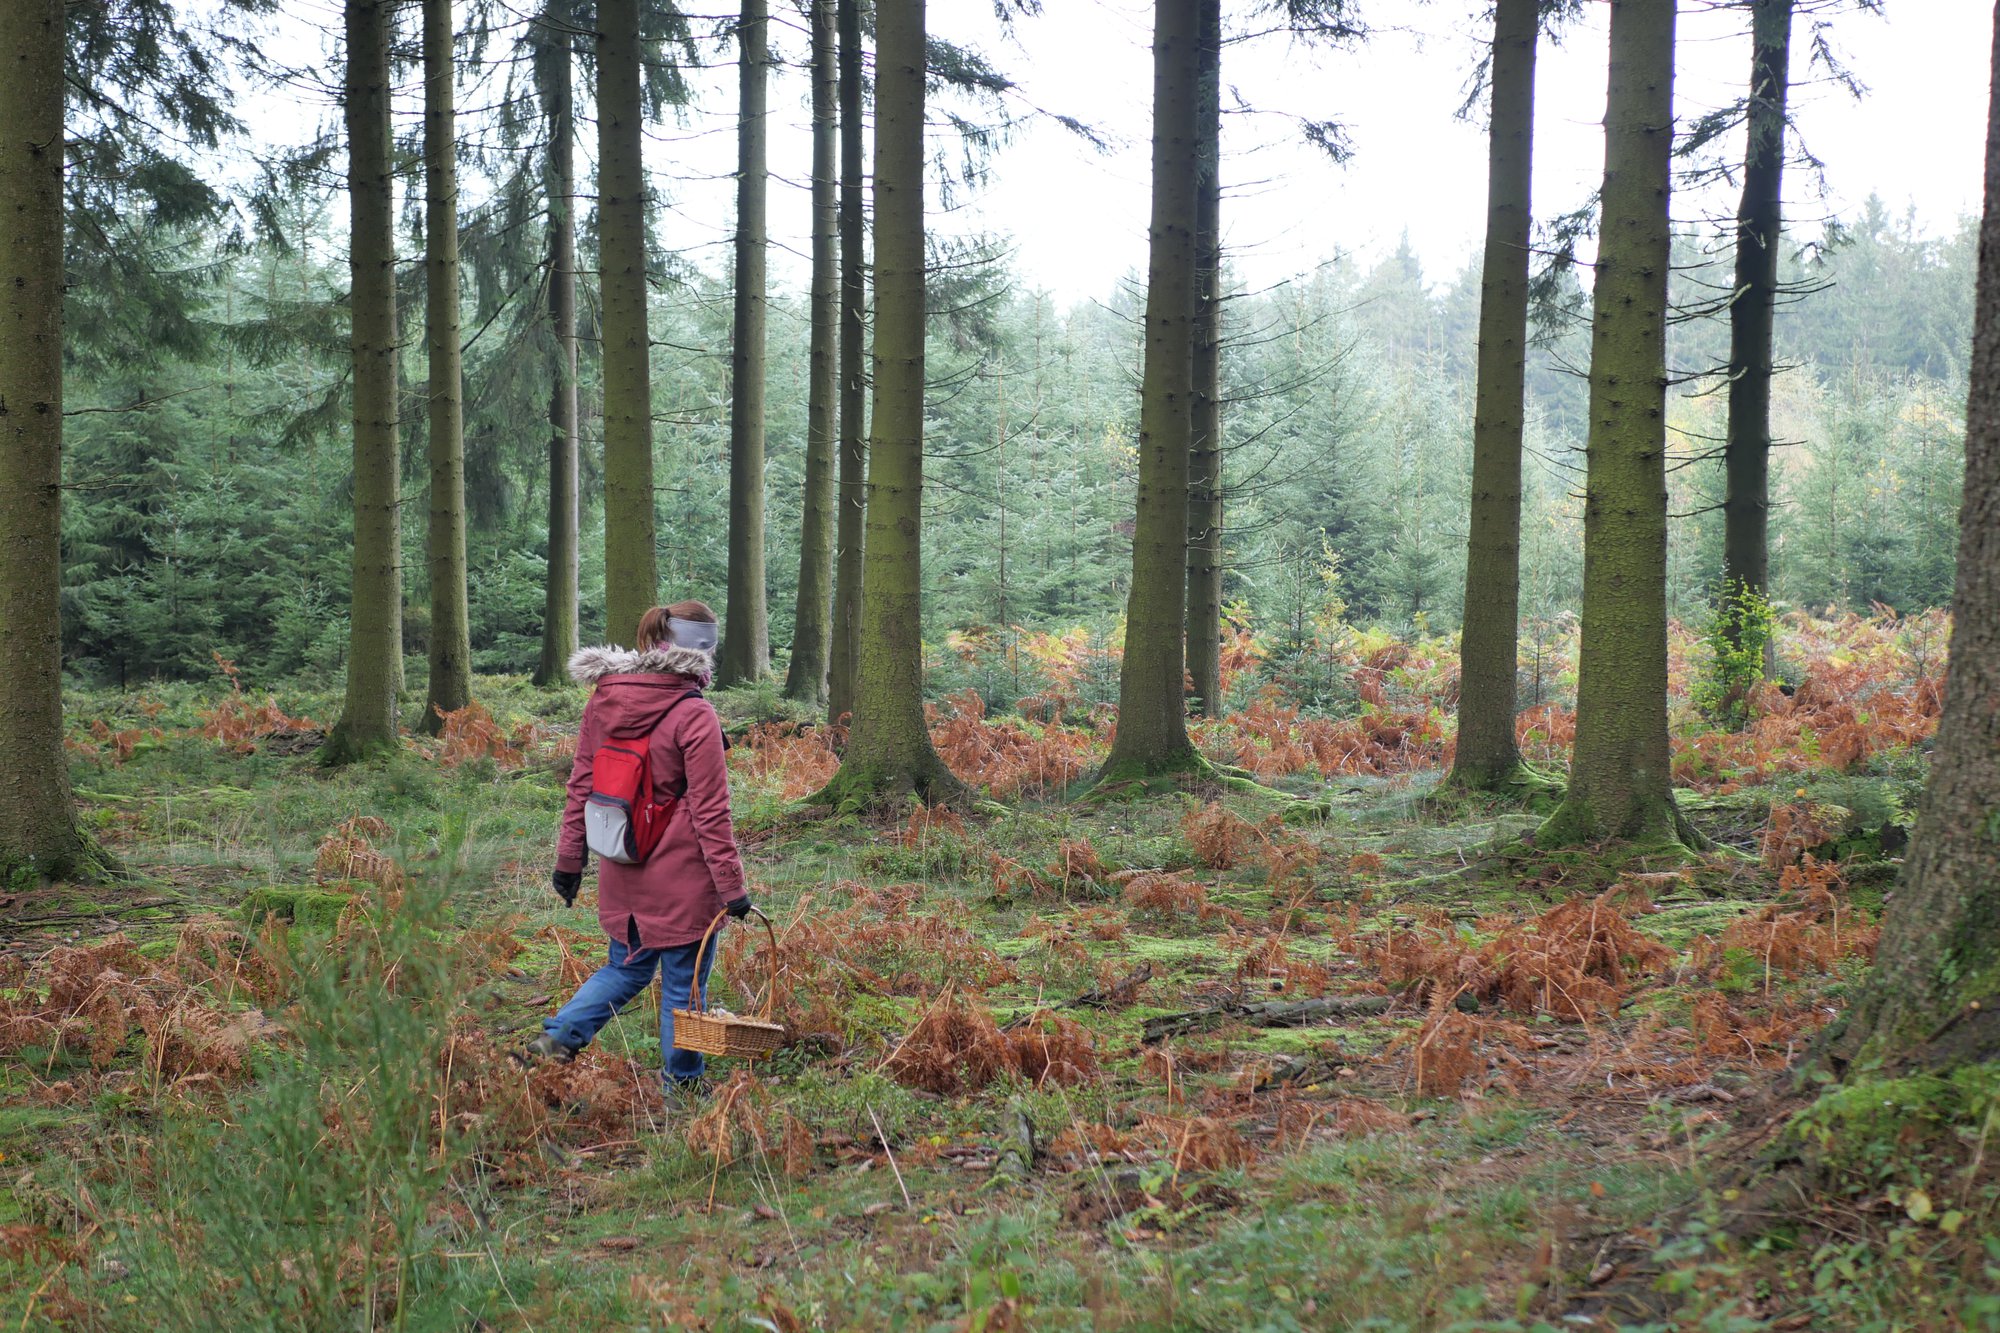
xmin=635 ymin=599 xmax=717 ymax=650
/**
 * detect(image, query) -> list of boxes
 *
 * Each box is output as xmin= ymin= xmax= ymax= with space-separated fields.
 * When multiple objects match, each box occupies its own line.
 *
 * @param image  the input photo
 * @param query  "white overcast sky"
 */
xmin=238 ymin=0 xmax=1994 ymax=305
xmin=951 ymin=0 xmax=1995 ymax=300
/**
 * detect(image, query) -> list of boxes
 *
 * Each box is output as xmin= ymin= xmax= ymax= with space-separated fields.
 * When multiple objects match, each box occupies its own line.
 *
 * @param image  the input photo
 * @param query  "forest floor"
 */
xmin=4 ymin=614 xmax=1997 ymax=1331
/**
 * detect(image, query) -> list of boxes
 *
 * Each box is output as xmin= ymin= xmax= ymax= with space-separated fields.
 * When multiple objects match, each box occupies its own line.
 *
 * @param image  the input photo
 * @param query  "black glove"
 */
xmin=724 ymin=895 xmax=753 ymax=919
xmin=552 ymin=868 xmax=582 ymax=907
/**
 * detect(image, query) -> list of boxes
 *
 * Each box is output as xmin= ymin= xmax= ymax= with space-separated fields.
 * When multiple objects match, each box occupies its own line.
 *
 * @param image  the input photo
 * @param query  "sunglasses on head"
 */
xmin=666 ymin=616 xmax=718 ymax=651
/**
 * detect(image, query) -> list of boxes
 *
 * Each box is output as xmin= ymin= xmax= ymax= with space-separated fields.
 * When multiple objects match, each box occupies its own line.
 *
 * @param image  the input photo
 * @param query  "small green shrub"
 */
xmin=104 ymin=822 xmax=494 ymax=1330
xmin=1693 ymin=580 xmax=1776 ymax=731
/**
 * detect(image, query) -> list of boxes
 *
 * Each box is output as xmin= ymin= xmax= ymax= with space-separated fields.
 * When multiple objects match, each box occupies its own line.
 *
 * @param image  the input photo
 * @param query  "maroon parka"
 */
xmin=556 ymin=645 xmax=747 ymax=948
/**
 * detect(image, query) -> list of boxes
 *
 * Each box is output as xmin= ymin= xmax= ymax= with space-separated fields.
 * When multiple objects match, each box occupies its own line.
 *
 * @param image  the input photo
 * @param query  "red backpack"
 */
xmin=583 ymin=692 xmax=702 ymax=865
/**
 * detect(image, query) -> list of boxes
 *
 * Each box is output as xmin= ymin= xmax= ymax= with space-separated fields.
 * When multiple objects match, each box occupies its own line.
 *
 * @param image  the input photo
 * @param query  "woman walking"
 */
xmin=526 ymin=601 xmax=753 ymax=1091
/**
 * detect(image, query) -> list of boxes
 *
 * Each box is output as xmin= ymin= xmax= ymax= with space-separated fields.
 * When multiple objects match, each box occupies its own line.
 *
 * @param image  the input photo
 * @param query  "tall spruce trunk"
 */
xmin=718 ymin=0 xmax=771 ymax=684
xmin=817 ymin=0 xmax=964 ymax=808
xmin=1720 ymin=0 xmax=1791 ymax=633
xmin=1447 ymin=0 xmax=1539 ymax=791
xmin=421 ymin=0 xmax=473 ymax=732
xmin=1535 ymin=0 xmax=1692 ymax=846
xmin=1184 ymin=0 xmax=1224 ymax=719
xmin=786 ymin=0 xmax=838 ymax=703
xmin=326 ymin=0 xmax=405 ymax=764
xmin=534 ymin=1 xmax=581 ymax=685
xmin=826 ymin=0 xmax=866 ymax=725
xmin=598 ymin=0 xmax=659 ymax=646
xmin=1099 ymin=0 xmax=1203 ymax=783
xmin=1833 ymin=2 xmax=2000 ymax=1073
xmin=0 ymin=0 xmax=85 ymax=879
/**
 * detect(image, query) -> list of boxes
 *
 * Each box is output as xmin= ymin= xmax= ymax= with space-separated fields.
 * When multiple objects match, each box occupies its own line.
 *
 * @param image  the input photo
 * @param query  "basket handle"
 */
xmin=687 ymin=904 xmax=777 ymax=1023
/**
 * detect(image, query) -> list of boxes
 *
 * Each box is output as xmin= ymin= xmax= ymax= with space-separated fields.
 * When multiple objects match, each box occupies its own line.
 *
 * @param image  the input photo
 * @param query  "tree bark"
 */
xmin=1720 ymin=0 xmax=1791 ymax=633
xmin=816 ymin=0 xmax=966 ymax=808
xmin=326 ymin=0 xmax=405 ymax=764
xmin=421 ymin=0 xmax=473 ymax=733
xmin=535 ymin=0 xmax=581 ymax=686
xmin=0 ymin=0 xmax=84 ymax=878
xmin=1535 ymin=0 xmax=1689 ymax=846
xmin=598 ymin=0 xmax=659 ymax=648
xmin=827 ymin=0 xmax=867 ymax=726
xmin=1447 ymin=0 xmax=1539 ymax=791
xmin=1834 ymin=1 xmax=2000 ymax=1072
xmin=1098 ymin=0 xmax=1203 ymax=783
xmin=718 ymin=0 xmax=772 ymax=685
xmin=786 ymin=0 xmax=838 ymax=704
xmin=1184 ymin=0 xmax=1224 ymax=719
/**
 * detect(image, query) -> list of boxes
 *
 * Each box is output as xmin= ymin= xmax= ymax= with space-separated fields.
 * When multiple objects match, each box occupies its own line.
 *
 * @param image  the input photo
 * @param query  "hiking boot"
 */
xmin=518 ymin=1033 xmax=578 ymax=1066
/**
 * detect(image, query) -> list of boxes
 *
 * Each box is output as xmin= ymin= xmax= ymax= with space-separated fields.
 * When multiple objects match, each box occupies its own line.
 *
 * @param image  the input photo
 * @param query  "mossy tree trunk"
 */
xmin=0 ymin=0 xmax=85 ymax=879
xmin=719 ymin=0 xmax=771 ymax=684
xmin=420 ymin=0 xmax=472 ymax=734
xmin=1097 ymin=0 xmax=1204 ymax=786
xmin=786 ymin=0 xmax=838 ymax=704
xmin=1833 ymin=3 xmax=2000 ymax=1073
xmin=816 ymin=0 xmax=966 ymax=809
xmin=534 ymin=0 xmax=581 ymax=687
xmin=1720 ymin=0 xmax=1791 ymax=638
xmin=827 ymin=0 xmax=866 ymax=726
xmin=598 ymin=0 xmax=658 ymax=646
xmin=1535 ymin=0 xmax=1691 ymax=847
xmin=326 ymin=0 xmax=405 ymax=765
xmin=1446 ymin=0 xmax=1539 ymax=792
xmin=1184 ymin=0 xmax=1224 ymax=719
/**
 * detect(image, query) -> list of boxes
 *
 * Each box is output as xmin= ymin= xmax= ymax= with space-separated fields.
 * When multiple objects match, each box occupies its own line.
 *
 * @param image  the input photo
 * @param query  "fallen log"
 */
xmin=1064 ymin=962 xmax=1153 ymax=1010
xmin=1141 ymin=994 xmax=1392 ymax=1044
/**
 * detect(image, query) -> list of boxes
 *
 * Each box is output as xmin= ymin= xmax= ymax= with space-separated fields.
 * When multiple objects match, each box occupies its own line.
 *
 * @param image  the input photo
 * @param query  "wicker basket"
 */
xmin=671 ymin=906 xmax=786 ymax=1059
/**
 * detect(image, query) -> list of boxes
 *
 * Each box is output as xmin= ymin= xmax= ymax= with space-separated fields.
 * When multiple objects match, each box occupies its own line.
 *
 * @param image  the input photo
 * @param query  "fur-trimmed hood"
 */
xmin=567 ymin=643 xmax=714 ymax=685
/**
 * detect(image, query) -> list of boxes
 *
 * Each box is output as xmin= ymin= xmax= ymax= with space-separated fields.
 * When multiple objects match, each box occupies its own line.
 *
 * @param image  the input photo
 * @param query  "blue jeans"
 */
xmin=543 ymin=923 xmax=718 ymax=1086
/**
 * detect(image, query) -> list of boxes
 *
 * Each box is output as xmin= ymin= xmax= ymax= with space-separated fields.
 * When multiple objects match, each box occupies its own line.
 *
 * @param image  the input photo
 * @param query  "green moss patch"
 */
xmin=238 ymin=884 xmax=354 ymax=930
xmin=1792 ymin=1062 xmax=2000 ymax=1179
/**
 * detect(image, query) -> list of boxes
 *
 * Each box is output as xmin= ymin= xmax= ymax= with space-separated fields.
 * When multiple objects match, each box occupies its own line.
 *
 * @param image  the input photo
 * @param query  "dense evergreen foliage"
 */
xmin=57 ymin=202 xmax=1972 ymax=690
